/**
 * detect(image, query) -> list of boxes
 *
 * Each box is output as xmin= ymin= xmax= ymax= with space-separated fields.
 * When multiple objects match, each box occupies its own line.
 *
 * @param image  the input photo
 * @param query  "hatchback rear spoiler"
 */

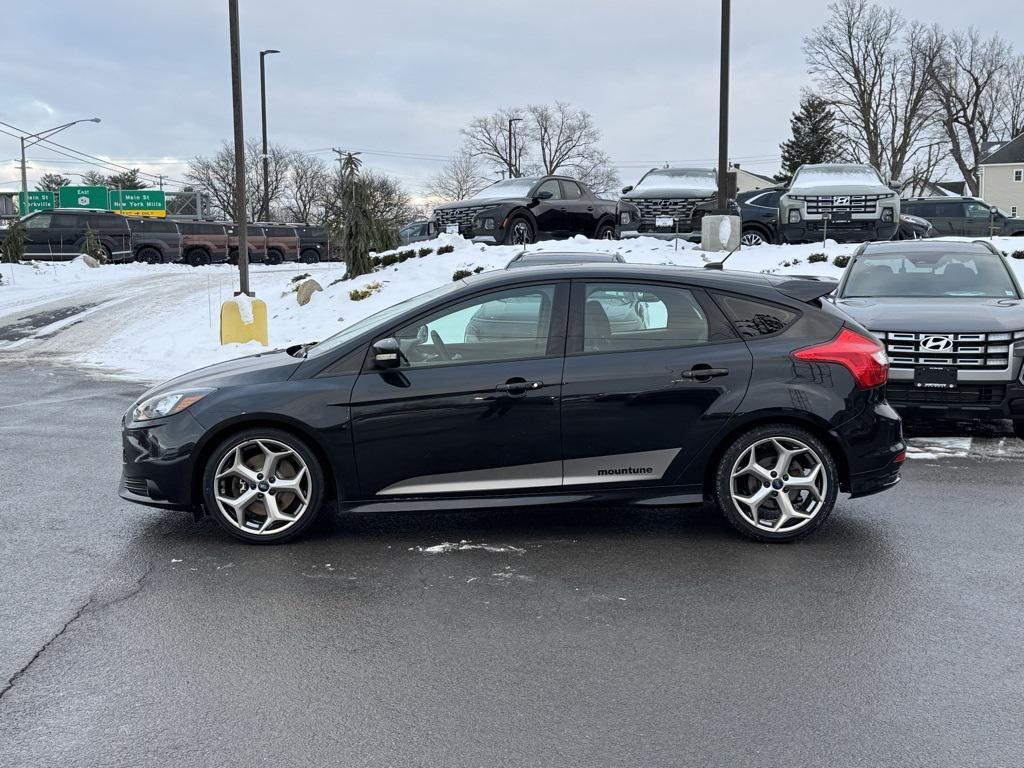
xmin=768 ymin=275 xmax=839 ymax=303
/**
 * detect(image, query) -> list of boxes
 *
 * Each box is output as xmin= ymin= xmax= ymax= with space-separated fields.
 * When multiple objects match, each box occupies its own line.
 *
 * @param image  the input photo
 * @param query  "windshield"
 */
xmin=304 ymin=281 xmax=464 ymax=358
xmin=791 ymin=165 xmax=883 ymax=189
xmin=635 ymin=169 xmax=717 ymax=192
xmin=842 ymin=252 xmax=1020 ymax=299
xmin=470 ymin=178 xmax=539 ymax=200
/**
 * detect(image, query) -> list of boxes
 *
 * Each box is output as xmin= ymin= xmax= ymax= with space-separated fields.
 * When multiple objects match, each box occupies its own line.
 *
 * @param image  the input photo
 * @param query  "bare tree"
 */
xmin=927 ymin=28 xmax=1014 ymax=195
xmin=284 ymin=153 xmax=329 ymax=223
xmin=524 ymin=102 xmax=619 ymax=194
xmin=999 ymin=54 xmax=1024 ymax=140
xmin=425 ymin=148 xmax=491 ymax=202
xmin=804 ymin=0 xmax=940 ymax=182
xmin=186 ymin=139 xmax=294 ymax=220
xmin=461 ymin=107 xmax=529 ymax=178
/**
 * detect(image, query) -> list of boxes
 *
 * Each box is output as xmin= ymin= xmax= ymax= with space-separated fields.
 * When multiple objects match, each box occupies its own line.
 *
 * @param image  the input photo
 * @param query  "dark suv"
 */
xmin=901 ymin=196 xmax=1024 ymax=237
xmin=616 ymin=167 xmax=720 ymax=241
xmin=176 ymin=221 xmax=230 ymax=266
xmin=120 ymin=262 xmax=905 ymax=544
xmin=292 ymin=224 xmax=332 ymax=263
xmin=129 ymin=218 xmax=181 ymax=264
xmin=21 ymin=209 xmax=132 ymax=262
xmin=833 ymin=240 xmax=1024 ymax=437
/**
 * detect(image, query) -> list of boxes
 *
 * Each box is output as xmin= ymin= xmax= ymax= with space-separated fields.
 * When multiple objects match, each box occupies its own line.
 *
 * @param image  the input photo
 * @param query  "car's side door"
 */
xmin=349 ymin=282 xmax=569 ymax=498
xmin=963 ymin=200 xmax=994 ymax=236
xmin=560 ymin=280 xmax=752 ymax=493
xmin=530 ymin=179 xmax=565 ymax=238
xmin=930 ymin=201 xmax=964 ymax=235
xmin=559 ymin=180 xmax=595 ymax=236
xmin=47 ymin=213 xmax=84 ymax=259
xmin=21 ymin=213 xmax=54 ymax=258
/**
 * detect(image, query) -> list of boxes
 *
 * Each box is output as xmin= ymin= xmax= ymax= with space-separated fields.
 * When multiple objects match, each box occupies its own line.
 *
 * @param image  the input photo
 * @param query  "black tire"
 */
xmin=301 ymin=249 xmax=321 ymax=264
xmin=740 ymin=228 xmax=771 ymax=246
xmin=1014 ymin=420 xmax=1024 ymax=441
xmin=136 ymin=246 xmax=161 ymax=264
xmin=202 ymin=427 xmax=326 ymax=544
xmin=266 ymin=248 xmax=284 ymax=265
xmin=186 ymin=248 xmax=210 ymax=267
xmin=504 ymin=216 xmax=535 ymax=246
xmin=713 ymin=423 xmax=839 ymax=543
xmin=595 ymin=221 xmax=616 ymax=240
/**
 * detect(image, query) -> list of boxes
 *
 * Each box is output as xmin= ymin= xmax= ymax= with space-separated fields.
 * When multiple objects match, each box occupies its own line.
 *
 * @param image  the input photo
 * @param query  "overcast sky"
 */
xmin=3 ymin=0 xmax=1021 ymax=197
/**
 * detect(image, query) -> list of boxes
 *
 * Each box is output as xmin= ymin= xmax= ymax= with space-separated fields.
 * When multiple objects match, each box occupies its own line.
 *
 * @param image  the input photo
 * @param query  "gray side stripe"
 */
xmin=376 ymin=448 xmax=681 ymax=496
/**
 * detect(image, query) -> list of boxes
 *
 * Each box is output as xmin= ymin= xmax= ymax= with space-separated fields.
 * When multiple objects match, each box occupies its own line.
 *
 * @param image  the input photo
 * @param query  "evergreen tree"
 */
xmin=338 ymin=153 xmax=374 ymax=279
xmin=82 ymin=227 xmax=106 ymax=263
xmin=36 ymin=173 xmax=72 ymax=191
xmin=106 ymin=168 xmax=147 ymax=190
xmin=2 ymin=218 xmax=26 ymax=263
xmin=80 ymin=171 xmax=108 ymax=186
xmin=775 ymin=93 xmax=844 ymax=183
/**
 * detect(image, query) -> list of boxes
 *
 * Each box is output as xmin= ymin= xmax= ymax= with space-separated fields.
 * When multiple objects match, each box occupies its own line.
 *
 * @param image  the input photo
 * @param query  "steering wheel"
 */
xmin=430 ymin=330 xmax=451 ymax=361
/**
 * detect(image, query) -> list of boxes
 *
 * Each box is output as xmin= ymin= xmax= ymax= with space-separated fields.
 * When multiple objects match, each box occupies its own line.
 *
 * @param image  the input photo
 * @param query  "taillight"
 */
xmin=793 ymin=327 xmax=889 ymax=389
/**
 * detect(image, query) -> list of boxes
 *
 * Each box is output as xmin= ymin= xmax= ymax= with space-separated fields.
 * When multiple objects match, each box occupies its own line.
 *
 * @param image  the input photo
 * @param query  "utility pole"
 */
xmin=259 ymin=48 xmax=280 ymax=222
xmin=3 ymin=117 xmax=101 ymax=197
xmin=228 ymin=0 xmax=250 ymax=295
xmin=716 ymin=0 xmax=731 ymax=214
xmin=507 ymin=117 xmax=522 ymax=178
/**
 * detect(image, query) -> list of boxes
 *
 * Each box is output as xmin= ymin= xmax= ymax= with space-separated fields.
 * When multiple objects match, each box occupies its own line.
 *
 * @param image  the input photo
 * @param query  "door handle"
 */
xmin=674 ymin=367 xmax=729 ymax=382
xmin=495 ymin=379 xmax=544 ymax=393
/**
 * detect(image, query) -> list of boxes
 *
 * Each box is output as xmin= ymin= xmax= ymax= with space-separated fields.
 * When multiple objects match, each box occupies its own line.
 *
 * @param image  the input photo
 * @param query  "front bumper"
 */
xmin=885 ymin=380 xmax=1024 ymax=423
xmin=782 ymin=219 xmax=899 ymax=243
xmin=119 ymin=410 xmax=206 ymax=510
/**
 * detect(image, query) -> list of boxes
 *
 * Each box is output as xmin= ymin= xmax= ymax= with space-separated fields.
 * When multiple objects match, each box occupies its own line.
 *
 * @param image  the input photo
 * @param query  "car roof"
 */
xmin=903 ymin=196 xmax=979 ymax=202
xmin=859 ymin=240 xmax=998 ymax=254
xmin=512 ymin=250 xmax=622 ymax=262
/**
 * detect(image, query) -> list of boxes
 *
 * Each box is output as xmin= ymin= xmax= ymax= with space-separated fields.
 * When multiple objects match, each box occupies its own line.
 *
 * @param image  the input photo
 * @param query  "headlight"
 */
xmin=881 ymin=207 xmax=894 ymax=223
xmin=131 ymin=388 xmax=215 ymax=422
xmin=620 ymin=212 xmax=631 ymax=225
xmin=788 ymin=208 xmax=802 ymax=223
xmin=473 ymin=217 xmax=496 ymax=230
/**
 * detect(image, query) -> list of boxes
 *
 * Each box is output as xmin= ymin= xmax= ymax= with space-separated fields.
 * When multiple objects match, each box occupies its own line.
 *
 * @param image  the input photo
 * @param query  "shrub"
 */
xmin=452 ymin=269 xmax=473 ymax=281
xmin=807 ymin=253 xmax=828 ymax=263
xmin=349 ymin=281 xmax=383 ymax=301
xmin=418 ymin=247 xmax=434 ymax=258
xmin=380 ymin=253 xmax=399 ymax=267
xmin=397 ymin=249 xmax=416 ymax=263
xmin=473 ymin=266 xmax=485 ymax=274
xmin=1011 ymin=250 xmax=1024 ymax=260
xmin=791 ymin=258 xmax=801 ymax=265
xmin=437 ymin=244 xmax=455 ymax=255
xmin=290 ymin=272 xmax=312 ymax=284
xmin=781 ymin=260 xmax=792 ymax=267
xmin=833 ymin=254 xmax=851 ymax=268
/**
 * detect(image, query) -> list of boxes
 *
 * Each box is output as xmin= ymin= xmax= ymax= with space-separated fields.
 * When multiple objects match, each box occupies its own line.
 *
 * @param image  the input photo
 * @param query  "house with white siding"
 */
xmin=979 ymin=134 xmax=1024 ymax=218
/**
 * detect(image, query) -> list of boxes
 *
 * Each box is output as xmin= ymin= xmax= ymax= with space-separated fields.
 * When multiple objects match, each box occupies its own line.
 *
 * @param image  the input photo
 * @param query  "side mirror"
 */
xmin=535 ymin=190 xmax=553 ymax=201
xmin=371 ymin=337 xmax=403 ymax=369
xmin=991 ymin=206 xmax=1000 ymax=217
xmin=621 ymin=185 xmax=634 ymax=194
xmin=428 ymin=222 xmax=439 ymax=236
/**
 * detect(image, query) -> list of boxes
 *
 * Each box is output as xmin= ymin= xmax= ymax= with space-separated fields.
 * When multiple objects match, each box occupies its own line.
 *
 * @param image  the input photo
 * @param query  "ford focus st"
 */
xmin=120 ymin=262 xmax=905 ymax=544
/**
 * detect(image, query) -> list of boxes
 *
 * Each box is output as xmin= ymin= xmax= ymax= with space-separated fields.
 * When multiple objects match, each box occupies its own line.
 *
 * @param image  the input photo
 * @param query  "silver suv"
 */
xmin=780 ymin=163 xmax=899 ymax=243
xmin=833 ymin=240 xmax=1024 ymax=438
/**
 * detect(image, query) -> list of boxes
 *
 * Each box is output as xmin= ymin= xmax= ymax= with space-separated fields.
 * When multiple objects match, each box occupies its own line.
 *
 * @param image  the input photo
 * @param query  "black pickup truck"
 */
xmin=432 ymin=175 xmax=618 ymax=245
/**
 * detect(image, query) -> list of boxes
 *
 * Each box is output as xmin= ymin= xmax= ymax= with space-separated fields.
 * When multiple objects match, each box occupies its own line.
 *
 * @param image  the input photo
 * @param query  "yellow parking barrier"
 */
xmin=219 ymin=295 xmax=268 ymax=346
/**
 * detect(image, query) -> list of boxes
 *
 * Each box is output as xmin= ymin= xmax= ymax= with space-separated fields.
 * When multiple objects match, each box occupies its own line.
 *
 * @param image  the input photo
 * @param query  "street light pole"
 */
xmin=228 ymin=0 xmax=250 ymax=295
xmin=9 ymin=117 xmax=102 ymax=196
xmin=507 ymin=117 xmax=522 ymax=178
xmin=259 ymin=49 xmax=280 ymax=222
xmin=716 ymin=0 xmax=731 ymax=215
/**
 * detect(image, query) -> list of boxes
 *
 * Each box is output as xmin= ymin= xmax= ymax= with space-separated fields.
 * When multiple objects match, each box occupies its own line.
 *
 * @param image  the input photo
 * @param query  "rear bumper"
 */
xmin=832 ymin=398 xmax=906 ymax=496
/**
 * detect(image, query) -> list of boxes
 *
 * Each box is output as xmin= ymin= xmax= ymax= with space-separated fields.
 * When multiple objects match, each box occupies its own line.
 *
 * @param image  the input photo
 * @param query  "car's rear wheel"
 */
xmin=301 ymin=249 xmax=320 ymax=264
xmin=266 ymin=248 xmax=283 ymax=265
xmin=203 ymin=428 xmax=325 ymax=544
xmin=714 ymin=425 xmax=838 ymax=542
xmin=740 ymin=228 xmax=770 ymax=246
xmin=136 ymin=246 xmax=161 ymax=264
xmin=504 ymin=216 xmax=535 ymax=246
xmin=187 ymin=248 xmax=210 ymax=267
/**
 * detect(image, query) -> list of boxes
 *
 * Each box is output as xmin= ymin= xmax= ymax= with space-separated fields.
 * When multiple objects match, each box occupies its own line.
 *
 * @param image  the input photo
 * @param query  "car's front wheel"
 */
xmin=504 ymin=216 xmax=535 ymax=246
xmin=713 ymin=424 xmax=838 ymax=542
xmin=202 ymin=428 xmax=325 ymax=544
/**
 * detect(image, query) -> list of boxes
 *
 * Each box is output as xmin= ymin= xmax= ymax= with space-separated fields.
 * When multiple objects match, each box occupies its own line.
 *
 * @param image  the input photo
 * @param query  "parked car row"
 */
xmin=428 ymin=162 xmax=1024 ymax=248
xmin=12 ymin=208 xmax=331 ymax=266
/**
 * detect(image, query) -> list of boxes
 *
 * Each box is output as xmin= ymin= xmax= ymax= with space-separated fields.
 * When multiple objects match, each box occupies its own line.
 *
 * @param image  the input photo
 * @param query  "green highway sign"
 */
xmin=17 ymin=190 xmax=56 ymax=215
xmin=109 ymin=189 xmax=166 ymax=217
xmin=57 ymin=185 xmax=109 ymax=210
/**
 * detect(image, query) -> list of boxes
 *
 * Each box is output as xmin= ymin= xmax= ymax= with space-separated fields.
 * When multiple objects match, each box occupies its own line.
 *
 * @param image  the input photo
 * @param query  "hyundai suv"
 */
xmin=833 ymin=240 xmax=1024 ymax=437
xmin=780 ymin=164 xmax=900 ymax=243
xmin=120 ymin=262 xmax=904 ymax=544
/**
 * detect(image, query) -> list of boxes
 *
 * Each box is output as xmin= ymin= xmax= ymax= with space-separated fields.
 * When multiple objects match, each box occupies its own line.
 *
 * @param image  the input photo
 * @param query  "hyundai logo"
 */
xmin=833 ymin=196 xmax=851 ymax=206
xmin=921 ymin=335 xmax=954 ymax=352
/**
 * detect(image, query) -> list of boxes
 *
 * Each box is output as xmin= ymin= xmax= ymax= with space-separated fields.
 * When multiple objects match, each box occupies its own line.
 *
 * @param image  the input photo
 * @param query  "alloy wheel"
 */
xmin=212 ymin=438 xmax=312 ymax=535
xmin=740 ymin=231 xmax=765 ymax=247
xmin=729 ymin=436 xmax=827 ymax=534
xmin=511 ymin=220 xmax=533 ymax=245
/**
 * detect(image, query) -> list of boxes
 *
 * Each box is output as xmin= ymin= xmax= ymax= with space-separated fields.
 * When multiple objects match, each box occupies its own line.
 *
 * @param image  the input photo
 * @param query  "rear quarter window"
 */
xmin=715 ymin=294 xmax=798 ymax=338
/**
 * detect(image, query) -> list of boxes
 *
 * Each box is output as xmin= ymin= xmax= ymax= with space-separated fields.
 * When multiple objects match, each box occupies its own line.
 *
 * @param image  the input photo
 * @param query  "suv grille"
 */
xmin=886 ymin=383 xmax=1006 ymax=405
xmin=872 ymin=331 xmax=1019 ymax=371
xmin=634 ymin=196 xmax=715 ymax=223
xmin=790 ymin=194 xmax=888 ymax=216
xmin=433 ymin=205 xmax=487 ymax=228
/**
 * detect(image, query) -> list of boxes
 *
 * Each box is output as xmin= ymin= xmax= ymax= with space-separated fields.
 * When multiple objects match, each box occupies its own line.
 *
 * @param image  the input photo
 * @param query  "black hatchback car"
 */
xmin=120 ymin=262 xmax=905 ymax=544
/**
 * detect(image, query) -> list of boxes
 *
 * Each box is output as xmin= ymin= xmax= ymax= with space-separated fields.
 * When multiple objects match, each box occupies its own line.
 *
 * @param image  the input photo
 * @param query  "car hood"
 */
xmin=834 ymin=297 xmax=1024 ymax=333
xmin=785 ymin=183 xmax=893 ymax=196
xmin=141 ymin=349 xmax=303 ymax=398
xmin=623 ymin=188 xmax=717 ymax=200
xmin=435 ymin=197 xmax=523 ymax=211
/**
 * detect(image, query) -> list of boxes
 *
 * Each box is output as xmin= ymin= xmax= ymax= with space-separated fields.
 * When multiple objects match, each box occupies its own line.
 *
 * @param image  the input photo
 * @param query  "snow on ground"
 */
xmin=2 ymin=234 xmax=1023 ymax=383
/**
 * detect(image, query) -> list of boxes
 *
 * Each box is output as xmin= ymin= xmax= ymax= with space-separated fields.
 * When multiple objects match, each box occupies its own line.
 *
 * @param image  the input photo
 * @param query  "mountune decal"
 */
xmin=596 ymin=466 xmax=655 ymax=476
